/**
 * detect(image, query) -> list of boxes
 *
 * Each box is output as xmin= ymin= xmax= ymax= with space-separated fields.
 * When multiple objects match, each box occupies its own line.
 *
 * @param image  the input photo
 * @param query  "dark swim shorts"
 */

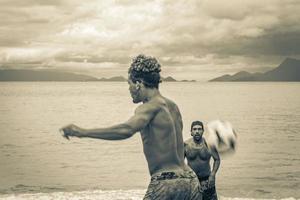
xmin=197 ymin=176 xmax=218 ymax=200
xmin=143 ymin=170 xmax=202 ymax=200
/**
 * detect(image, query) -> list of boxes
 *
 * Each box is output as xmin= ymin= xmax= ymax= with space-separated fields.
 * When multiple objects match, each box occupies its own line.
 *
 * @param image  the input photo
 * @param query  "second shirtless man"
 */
xmin=185 ymin=120 xmax=220 ymax=200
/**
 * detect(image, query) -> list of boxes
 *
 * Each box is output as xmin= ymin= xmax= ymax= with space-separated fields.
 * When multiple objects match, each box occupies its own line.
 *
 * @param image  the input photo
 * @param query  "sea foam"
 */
xmin=0 ymin=190 xmax=299 ymax=200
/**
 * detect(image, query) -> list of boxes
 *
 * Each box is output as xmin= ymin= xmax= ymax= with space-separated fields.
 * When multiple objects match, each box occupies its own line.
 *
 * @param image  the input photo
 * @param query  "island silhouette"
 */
xmin=210 ymin=58 xmax=300 ymax=82
xmin=2 ymin=58 xmax=298 ymax=82
xmin=0 ymin=70 xmax=190 ymax=82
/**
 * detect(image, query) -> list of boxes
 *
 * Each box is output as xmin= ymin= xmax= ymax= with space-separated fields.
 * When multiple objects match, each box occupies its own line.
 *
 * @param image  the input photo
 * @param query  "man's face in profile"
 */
xmin=128 ymin=77 xmax=141 ymax=104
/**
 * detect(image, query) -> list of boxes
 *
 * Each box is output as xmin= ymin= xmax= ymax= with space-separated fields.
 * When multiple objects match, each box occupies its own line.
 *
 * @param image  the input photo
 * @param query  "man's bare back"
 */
xmin=137 ymin=95 xmax=185 ymax=175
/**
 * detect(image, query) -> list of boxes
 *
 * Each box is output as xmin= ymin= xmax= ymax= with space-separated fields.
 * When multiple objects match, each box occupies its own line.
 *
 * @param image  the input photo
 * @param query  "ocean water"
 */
xmin=0 ymin=82 xmax=299 ymax=200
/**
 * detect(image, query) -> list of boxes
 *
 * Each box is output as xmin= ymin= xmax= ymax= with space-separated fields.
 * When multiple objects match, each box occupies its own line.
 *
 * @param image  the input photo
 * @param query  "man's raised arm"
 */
xmin=61 ymin=104 xmax=157 ymax=140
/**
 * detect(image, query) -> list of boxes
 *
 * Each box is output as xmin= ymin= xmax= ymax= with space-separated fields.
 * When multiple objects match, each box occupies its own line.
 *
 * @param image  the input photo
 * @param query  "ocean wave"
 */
xmin=222 ymin=198 xmax=299 ymax=200
xmin=0 ymin=190 xmax=299 ymax=200
xmin=0 ymin=184 xmax=65 ymax=194
xmin=0 ymin=190 xmax=145 ymax=200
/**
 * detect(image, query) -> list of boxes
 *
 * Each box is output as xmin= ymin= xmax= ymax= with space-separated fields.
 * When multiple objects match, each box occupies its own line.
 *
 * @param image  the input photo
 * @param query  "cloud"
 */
xmin=0 ymin=0 xmax=299 ymax=80
xmin=0 ymin=47 xmax=62 ymax=64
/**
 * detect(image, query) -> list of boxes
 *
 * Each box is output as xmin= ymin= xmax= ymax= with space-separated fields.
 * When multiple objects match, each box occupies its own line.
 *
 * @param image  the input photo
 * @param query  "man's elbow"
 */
xmin=120 ymin=131 xmax=134 ymax=139
xmin=213 ymin=157 xmax=221 ymax=162
xmin=119 ymin=125 xmax=136 ymax=139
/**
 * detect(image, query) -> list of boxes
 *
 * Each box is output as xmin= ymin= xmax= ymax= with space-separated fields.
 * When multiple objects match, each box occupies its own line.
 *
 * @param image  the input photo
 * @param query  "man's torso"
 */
xmin=140 ymin=95 xmax=185 ymax=175
xmin=185 ymin=138 xmax=212 ymax=176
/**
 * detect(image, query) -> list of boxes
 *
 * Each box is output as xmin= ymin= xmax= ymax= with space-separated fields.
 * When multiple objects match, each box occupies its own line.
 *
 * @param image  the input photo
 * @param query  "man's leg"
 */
xmin=198 ymin=177 xmax=218 ymax=200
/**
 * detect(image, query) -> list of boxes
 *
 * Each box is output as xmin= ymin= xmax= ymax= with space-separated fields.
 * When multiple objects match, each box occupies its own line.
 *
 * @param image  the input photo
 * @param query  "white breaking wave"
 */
xmin=0 ymin=190 xmax=145 ymax=200
xmin=0 ymin=190 xmax=299 ymax=200
xmin=222 ymin=198 xmax=299 ymax=200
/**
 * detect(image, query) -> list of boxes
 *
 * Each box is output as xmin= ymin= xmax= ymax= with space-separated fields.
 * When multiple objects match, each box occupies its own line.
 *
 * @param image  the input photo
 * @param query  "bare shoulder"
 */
xmin=163 ymin=97 xmax=179 ymax=109
xmin=184 ymin=138 xmax=193 ymax=146
xmin=134 ymin=100 xmax=161 ymax=115
xmin=163 ymin=96 xmax=175 ymax=104
xmin=163 ymin=97 xmax=182 ymax=118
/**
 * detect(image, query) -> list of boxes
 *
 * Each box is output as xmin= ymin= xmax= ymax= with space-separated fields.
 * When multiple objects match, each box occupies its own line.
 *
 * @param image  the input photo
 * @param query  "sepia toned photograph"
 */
xmin=0 ymin=0 xmax=299 ymax=199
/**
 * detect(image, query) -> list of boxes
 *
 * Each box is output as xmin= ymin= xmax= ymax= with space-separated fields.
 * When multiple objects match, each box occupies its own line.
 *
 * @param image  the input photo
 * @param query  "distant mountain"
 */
xmin=99 ymin=76 xmax=127 ymax=82
xmin=181 ymin=79 xmax=196 ymax=82
xmin=210 ymin=58 xmax=300 ymax=82
xmin=162 ymin=76 xmax=177 ymax=82
xmin=211 ymin=71 xmax=255 ymax=81
xmin=100 ymin=76 xmax=180 ymax=82
xmin=0 ymin=69 xmax=187 ymax=82
xmin=0 ymin=69 xmax=99 ymax=81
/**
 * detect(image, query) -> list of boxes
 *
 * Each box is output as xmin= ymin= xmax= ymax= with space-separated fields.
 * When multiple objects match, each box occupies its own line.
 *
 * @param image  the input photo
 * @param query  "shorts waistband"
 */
xmin=151 ymin=170 xmax=197 ymax=181
xmin=151 ymin=172 xmax=178 ymax=181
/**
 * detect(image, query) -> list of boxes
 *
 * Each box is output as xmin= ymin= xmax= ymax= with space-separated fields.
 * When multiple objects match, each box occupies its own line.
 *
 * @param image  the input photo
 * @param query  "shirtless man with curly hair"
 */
xmin=61 ymin=54 xmax=202 ymax=200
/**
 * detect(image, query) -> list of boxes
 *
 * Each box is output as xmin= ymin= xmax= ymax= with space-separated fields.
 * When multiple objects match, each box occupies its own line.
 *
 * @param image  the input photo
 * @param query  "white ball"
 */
xmin=205 ymin=120 xmax=237 ymax=154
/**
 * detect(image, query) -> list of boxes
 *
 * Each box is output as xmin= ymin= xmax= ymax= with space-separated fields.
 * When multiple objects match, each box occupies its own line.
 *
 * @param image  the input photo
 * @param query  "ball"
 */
xmin=205 ymin=120 xmax=237 ymax=154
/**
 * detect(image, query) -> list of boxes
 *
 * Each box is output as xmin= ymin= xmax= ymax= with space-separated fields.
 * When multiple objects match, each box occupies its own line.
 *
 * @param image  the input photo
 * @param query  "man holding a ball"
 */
xmin=185 ymin=121 xmax=220 ymax=200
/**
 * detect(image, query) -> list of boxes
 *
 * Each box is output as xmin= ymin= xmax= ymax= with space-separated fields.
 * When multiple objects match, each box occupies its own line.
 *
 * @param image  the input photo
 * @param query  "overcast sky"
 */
xmin=0 ymin=0 xmax=300 ymax=81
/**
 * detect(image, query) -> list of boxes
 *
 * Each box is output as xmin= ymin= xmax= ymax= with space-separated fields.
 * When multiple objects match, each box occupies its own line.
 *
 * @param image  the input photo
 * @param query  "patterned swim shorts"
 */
xmin=197 ymin=176 xmax=218 ymax=200
xmin=143 ymin=170 xmax=202 ymax=200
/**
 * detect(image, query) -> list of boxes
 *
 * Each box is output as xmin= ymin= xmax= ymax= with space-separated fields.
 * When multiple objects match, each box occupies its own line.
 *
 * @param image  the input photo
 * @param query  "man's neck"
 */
xmin=193 ymin=137 xmax=203 ymax=144
xmin=143 ymin=88 xmax=160 ymax=103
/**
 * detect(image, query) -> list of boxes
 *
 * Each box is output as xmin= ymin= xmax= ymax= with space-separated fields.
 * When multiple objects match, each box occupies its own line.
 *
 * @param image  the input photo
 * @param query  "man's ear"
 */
xmin=135 ymin=80 xmax=142 ymax=90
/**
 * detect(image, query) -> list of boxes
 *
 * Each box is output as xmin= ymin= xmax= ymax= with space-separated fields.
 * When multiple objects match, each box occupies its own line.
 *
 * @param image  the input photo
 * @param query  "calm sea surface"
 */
xmin=0 ymin=82 xmax=299 ymax=199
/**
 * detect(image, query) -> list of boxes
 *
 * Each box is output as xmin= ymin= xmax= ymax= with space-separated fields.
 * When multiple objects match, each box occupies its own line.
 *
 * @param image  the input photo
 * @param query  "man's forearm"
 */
xmin=79 ymin=124 xmax=135 ymax=140
xmin=211 ymin=159 xmax=220 ymax=176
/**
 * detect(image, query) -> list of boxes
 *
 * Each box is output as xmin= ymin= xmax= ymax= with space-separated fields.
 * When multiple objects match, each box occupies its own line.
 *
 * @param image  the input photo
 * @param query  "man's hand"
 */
xmin=208 ymin=174 xmax=216 ymax=188
xmin=60 ymin=124 xmax=84 ymax=140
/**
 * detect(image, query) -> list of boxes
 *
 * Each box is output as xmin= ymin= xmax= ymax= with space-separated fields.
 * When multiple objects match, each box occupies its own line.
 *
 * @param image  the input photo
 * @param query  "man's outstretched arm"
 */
xmin=61 ymin=123 xmax=136 ymax=140
xmin=61 ymin=104 xmax=156 ymax=140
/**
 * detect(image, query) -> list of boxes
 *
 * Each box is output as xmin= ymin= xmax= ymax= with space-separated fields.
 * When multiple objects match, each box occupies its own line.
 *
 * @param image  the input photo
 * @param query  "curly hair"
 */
xmin=128 ymin=54 xmax=161 ymax=88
